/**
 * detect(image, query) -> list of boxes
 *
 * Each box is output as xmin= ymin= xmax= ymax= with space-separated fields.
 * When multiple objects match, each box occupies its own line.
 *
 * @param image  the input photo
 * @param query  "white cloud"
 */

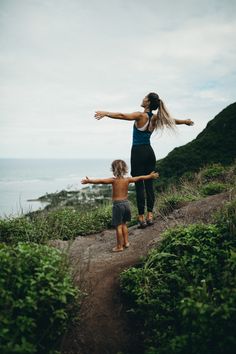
xmin=0 ymin=0 xmax=235 ymax=158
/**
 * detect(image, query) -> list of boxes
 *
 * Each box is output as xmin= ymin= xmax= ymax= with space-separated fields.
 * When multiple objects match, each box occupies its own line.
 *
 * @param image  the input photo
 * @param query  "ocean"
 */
xmin=0 ymin=158 xmax=129 ymax=218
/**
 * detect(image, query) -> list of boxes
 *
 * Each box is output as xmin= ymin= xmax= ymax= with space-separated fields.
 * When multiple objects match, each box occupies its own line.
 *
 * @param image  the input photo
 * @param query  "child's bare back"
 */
xmin=111 ymin=177 xmax=130 ymax=201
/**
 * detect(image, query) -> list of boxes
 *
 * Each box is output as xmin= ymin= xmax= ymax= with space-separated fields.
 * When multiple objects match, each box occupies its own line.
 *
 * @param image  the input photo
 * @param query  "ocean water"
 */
xmin=0 ymin=158 xmax=129 ymax=218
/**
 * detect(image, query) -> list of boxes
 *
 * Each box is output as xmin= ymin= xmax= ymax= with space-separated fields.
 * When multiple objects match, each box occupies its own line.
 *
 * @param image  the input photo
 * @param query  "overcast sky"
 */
xmin=1 ymin=0 xmax=236 ymax=160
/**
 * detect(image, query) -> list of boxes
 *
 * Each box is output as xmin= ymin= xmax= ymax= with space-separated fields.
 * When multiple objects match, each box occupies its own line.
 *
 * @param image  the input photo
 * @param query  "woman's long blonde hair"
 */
xmin=147 ymin=92 xmax=176 ymax=131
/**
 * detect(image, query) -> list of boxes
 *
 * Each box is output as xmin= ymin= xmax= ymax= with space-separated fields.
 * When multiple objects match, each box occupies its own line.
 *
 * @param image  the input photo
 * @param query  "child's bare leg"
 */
xmin=113 ymin=224 xmax=124 ymax=252
xmin=122 ymin=223 xmax=129 ymax=247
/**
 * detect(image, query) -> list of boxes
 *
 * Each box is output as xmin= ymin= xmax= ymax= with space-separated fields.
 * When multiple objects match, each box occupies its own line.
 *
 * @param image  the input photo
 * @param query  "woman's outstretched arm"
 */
xmin=175 ymin=119 xmax=194 ymax=126
xmin=95 ymin=111 xmax=143 ymax=121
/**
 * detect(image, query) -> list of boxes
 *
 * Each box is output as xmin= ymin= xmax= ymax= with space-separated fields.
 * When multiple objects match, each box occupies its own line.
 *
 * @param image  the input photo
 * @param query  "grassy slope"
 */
xmin=156 ymin=102 xmax=236 ymax=187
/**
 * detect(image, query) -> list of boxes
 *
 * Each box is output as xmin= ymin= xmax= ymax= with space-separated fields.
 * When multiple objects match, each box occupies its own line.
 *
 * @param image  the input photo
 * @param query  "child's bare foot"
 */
xmin=112 ymin=246 xmax=124 ymax=252
xmin=124 ymin=242 xmax=130 ymax=248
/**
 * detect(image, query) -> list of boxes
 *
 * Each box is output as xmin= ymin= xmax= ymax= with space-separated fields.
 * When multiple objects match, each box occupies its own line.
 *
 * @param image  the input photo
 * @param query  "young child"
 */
xmin=81 ymin=160 xmax=158 ymax=252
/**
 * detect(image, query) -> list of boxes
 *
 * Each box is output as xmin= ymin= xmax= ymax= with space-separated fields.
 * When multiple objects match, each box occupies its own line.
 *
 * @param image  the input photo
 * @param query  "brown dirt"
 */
xmin=55 ymin=192 xmax=230 ymax=354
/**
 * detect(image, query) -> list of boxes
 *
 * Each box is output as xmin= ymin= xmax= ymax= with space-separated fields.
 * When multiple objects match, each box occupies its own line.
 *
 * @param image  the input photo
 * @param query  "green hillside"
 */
xmin=156 ymin=102 xmax=236 ymax=187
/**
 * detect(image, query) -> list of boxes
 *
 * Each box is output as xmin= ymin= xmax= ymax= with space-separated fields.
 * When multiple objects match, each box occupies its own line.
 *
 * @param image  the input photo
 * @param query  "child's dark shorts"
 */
xmin=112 ymin=200 xmax=131 ymax=227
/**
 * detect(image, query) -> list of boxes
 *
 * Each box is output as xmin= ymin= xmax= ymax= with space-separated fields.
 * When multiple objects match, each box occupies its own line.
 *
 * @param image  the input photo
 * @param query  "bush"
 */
xmin=45 ymin=205 xmax=113 ymax=239
xmin=0 ymin=204 xmax=114 ymax=243
xmin=200 ymin=182 xmax=226 ymax=196
xmin=200 ymin=164 xmax=226 ymax=182
xmin=120 ymin=223 xmax=236 ymax=354
xmin=0 ymin=243 xmax=78 ymax=354
xmin=214 ymin=199 xmax=236 ymax=245
xmin=0 ymin=200 xmax=140 ymax=243
xmin=0 ymin=217 xmax=45 ymax=244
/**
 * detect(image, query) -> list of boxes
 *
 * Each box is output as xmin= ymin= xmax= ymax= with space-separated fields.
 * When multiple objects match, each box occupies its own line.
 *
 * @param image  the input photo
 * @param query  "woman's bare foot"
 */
xmin=137 ymin=214 xmax=147 ymax=228
xmin=112 ymin=246 xmax=124 ymax=252
xmin=146 ymin=212 xmax=153 ymax=220
xmin=124 ymin=242 xmax=130 ymax=248
xmin=138 ymin=214 xmax=145 ymax=223
xmin=146 ymin=212 xmax=154 ymax=226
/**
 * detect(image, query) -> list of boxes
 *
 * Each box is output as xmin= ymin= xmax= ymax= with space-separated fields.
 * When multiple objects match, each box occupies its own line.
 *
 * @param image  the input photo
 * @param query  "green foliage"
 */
xmin=214 ymin=199 xmax=236 ymax=244
xmin=0 ymin=243 xmax=78 ymax=354
xmin=120 ymin=213 xmax=236 ymax=354
xmin=199 ymin=182 xmax=227 ymax=196
xmin=44 ymin=206 xmax=112 ymax=239
xmin=0 ymin=217 xmax=46 ymax=244
xmin=0 ymin=205 xmax=113 ymax=243
xmin=157 ymin=194 xmax=195 ymax=215
xmin=0 ymin=198 xmax=139 ymax=243
xmin=155 ymin=103 xmax=236 ymax=188
xmin=200 ymin=164 xmax=227 ymax=182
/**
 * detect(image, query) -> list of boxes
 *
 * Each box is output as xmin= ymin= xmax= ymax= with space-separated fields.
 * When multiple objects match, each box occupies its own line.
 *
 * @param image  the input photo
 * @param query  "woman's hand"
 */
xmin=81 ymin=176 xmax=90 ymax=184
xmin=95 ymin=111 xmax=107 ymax=120
xmin=185 ymin=119 xmax=194 ymax=126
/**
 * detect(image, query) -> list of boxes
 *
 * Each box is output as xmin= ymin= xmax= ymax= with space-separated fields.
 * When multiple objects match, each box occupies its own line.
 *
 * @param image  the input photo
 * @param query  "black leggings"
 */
xmin=131 ymin=144 xmax=156 ymax=215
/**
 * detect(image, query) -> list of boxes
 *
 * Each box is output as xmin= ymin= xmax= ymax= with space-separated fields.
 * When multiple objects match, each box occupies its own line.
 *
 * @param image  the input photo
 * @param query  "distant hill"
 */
xmin=155 ymin=102 xmax=236 ymax=187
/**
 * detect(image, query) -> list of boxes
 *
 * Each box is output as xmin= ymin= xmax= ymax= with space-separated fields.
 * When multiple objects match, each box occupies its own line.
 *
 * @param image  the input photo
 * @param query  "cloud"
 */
xmin=0 ymin=0 xmax=236 ymax=158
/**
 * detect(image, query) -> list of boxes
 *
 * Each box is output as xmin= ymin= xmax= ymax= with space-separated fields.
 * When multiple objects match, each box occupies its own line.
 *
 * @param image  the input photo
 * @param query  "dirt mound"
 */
xmin=58 ymin=192 xmax=230 ymax=354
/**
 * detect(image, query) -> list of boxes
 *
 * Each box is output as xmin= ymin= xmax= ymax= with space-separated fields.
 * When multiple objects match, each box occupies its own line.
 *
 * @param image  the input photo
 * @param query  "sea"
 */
xmin=0 ymin=158 xmax=129 ymax=218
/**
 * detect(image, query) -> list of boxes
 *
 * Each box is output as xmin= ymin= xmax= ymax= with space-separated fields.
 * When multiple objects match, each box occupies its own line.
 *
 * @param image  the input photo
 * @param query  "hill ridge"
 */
xmin=156 ymin=102 xmax=236 ymax=187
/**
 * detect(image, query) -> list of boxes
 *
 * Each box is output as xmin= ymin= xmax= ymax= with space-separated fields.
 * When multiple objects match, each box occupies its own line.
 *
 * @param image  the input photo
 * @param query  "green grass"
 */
xmin=155 ymin=162 xmax=235 ymax=215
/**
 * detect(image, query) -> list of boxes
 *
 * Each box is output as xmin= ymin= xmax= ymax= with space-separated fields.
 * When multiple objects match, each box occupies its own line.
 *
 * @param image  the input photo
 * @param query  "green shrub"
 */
xmin=0 ymin=243 xmax=78 ymax=354
xmin=0 ymin=217 xmax=44 ymax=244
xmin=0 ymin=201 xmax=137 ymax=243
xmin=214 ymin=199 xmax=236 ymax=245
xmin=200 ymin=182 xmax=226 ymax=196
xmin=0 ymin=204 xmax=114 ymax=243
xmin=200 ymin=164 xmax=226 ymax=182
xmin=120 ymin=223 xmax=236 ymax=354
xmin=44 ymin=205 xmax=113 ymax=239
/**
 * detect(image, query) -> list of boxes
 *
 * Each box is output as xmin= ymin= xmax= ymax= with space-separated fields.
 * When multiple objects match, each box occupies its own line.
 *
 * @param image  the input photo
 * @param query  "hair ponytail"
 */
xmin=155 ymin=99 xmax=176 ymax=130
xmin=147 ymin=92 xmax=176 ymax=131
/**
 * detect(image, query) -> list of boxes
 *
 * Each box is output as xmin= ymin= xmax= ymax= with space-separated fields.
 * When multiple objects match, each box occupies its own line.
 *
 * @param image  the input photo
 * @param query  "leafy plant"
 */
xmin=0 ymin=217 xmax=43 ymax=244
xmin=199 ymin=182 xmax=227 ymax=196
xmin=120 ymin=220 xmax=236 ymax=354
xmin=200 ymin=164 xmax=226 ymax=182
xmin=0 ymin=243 xmax=79 ymax=354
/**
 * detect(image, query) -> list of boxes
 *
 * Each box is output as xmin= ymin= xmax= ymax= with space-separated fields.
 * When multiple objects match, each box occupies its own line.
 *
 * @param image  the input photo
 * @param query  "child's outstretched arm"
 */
xmin=128 ymin=171 xmax=159 ymax=183
xmin=174 ymin=119 xmax=194 ymax=126
xmin=81 ymin=176 xmax=114 ymax=185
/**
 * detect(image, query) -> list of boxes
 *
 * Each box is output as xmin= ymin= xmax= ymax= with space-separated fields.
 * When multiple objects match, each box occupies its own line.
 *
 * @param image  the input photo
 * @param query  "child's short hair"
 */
xmin=111 ymin=160 xmax=128 ymax=177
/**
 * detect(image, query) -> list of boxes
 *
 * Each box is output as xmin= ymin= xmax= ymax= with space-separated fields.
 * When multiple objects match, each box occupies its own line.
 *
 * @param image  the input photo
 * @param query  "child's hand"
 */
xmin=185 ymin=119 xmax=194 ymax=126
xmin=81 ymin=176 xmax=90 ymax=184
xmin=150 ymin=171 xmax=159 ymax=179
xmin=95 ymin=111 xmax=107 ymax=120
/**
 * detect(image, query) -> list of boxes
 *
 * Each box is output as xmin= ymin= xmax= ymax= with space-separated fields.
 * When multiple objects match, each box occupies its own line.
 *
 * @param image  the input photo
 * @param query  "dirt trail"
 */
xmin=56 ymin=192 xmax=230 ymax=354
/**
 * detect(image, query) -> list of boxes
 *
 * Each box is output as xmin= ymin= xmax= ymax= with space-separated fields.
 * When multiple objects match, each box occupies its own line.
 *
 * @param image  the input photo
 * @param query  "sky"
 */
xmin=0 ymin=0 xmax=236 ymax=160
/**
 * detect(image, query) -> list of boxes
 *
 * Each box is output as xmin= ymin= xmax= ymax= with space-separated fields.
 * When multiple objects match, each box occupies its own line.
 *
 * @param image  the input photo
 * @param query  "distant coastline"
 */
xmin=0 ymin=158 xmax=129 ymax=217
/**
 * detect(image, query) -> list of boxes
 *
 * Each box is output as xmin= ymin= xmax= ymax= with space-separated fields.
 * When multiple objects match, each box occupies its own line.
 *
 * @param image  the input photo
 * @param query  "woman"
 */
xmin=95 ymin=92 xmax=193 ymax=228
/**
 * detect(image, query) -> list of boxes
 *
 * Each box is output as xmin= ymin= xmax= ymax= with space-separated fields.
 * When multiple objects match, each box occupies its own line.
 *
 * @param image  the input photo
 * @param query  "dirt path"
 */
xmin=56 ymin=192 xmax=230 ymax=354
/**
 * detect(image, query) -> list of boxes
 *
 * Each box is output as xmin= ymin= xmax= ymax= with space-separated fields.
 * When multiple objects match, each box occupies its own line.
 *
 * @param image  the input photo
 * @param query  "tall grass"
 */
xmin=155 ymin=162 xmax=236 ymax=216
